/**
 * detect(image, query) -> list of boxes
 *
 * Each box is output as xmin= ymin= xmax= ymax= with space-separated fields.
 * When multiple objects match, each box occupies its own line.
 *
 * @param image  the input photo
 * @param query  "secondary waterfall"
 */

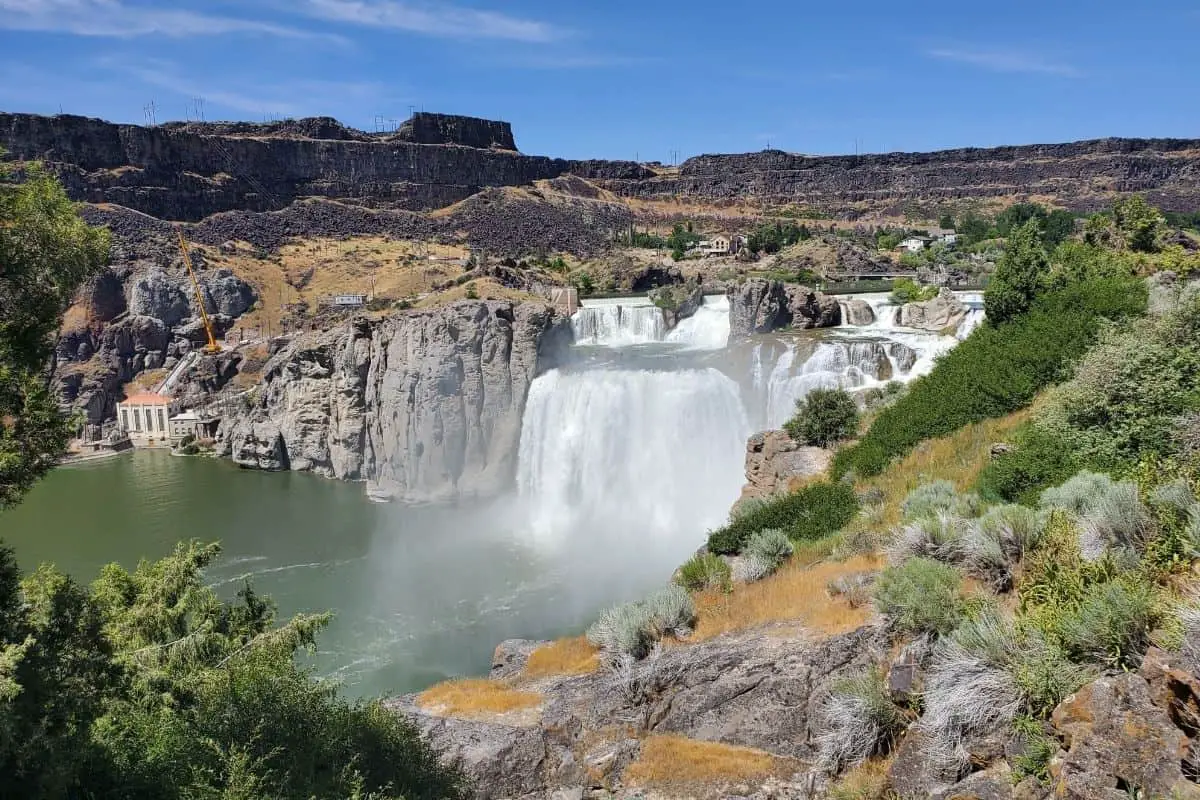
xmin=571 ymin=299 xmax=666 ymax=346
xmin=517 ymin=367 xmax=749 ymax=541
xmin=571 ymin=295 xmax=731 ymax=350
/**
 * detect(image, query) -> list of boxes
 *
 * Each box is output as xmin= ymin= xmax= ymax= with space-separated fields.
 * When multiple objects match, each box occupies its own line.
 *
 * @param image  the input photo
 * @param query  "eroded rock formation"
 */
xmin=726 ymin=279 xmax=841 ymax=336
xmin=897 ymin=287 xmax=968 ymax=332
xmin=217 ymin=300 xmax=571 ymax=503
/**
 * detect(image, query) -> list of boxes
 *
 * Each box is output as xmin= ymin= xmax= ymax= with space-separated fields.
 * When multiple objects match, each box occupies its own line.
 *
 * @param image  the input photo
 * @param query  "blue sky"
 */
xmin=1 ymin=0 xmax=1197 ymax=161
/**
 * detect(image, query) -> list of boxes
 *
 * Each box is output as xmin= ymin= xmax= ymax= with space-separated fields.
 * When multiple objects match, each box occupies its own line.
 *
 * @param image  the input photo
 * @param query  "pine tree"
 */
xmin=985 ymin=220 xmax=1049 ymax=324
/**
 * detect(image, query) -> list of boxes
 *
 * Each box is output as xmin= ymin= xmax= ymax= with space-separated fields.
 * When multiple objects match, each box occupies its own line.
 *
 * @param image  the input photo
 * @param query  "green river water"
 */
xmin=0 ymin=449 xmax=681 ymax=698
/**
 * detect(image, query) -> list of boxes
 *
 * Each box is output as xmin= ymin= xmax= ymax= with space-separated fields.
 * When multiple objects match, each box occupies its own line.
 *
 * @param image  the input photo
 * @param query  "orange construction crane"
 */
xmin=175 ymin=227 xmax=222 ymax=355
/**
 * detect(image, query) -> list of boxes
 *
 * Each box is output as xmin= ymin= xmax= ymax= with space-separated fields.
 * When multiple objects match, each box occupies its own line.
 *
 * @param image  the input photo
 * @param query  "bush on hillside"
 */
xmin=974 ymin=504 xmax=1048 ymax=562
xmin=1057 ymin=577 xmax=1160 ymax=670
xmin=873 ymin=557 xmax=965 ymax=638
xmin=706 ymin=482 xmax=859 ymax=555
xmin=783 ymin=388 xmax=860 ymax=447
xmin=832 ymin=277 xmax=1146 ymax=480
xmin=889 ymin=512 xmax=1014 ymax=593
xmin=980 ymin=287 xmax=1200 ymax=502
xmin=735 ymin=528 xmax=795 ymax=583
xmin=675 ymin=553 xmax=732 ymax=592
xmin=901 ymin=481 xmax=982 ymax=520
xmin=587 ymin=586 xmax=696 ymax=662
xmin=1040 ymin=472 xmax=1150 ymax=561
xmin=985 ymin=221 xmax=1050 ymax=324
xmin=815 ymin=668 xmax=908 ymax=771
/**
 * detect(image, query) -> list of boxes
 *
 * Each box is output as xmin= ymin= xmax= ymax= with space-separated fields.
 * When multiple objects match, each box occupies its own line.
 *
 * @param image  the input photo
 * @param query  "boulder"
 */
xmin=785 ymin=286 xmax=842 ymax=329
xmin=741 ymin=430 xmax=832 ymax=500
xmin=888 ymin=727 xmax=967 ymax=797
xmin=728 ymin=279 xmax=790 ymax=335
xmin=898 ymin=287 xmax=968 ymax=332
xmin=491 ymin=639 xmax=544 ymax=680
xmin=648 ymin=281 xmax=704 ymax=328
xmin=933 ymin=763 xmax=1017 ymax=800
xmin=1049 ymin=673 xmax=1200 ymax=799
xmin=128 ymin=268 xmax=192 ymax=326
xmin=841 ymin=298 xmax=875 ymax=326
xmin=199 ymin=268 xmax=256 ymax=318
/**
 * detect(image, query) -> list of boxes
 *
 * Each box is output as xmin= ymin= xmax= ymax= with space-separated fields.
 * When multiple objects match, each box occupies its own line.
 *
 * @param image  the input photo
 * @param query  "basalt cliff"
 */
xmin=216 ymin=299 xmax=571 ymax=504
xmin=4 ymin=111 xmax=1200 ymax=222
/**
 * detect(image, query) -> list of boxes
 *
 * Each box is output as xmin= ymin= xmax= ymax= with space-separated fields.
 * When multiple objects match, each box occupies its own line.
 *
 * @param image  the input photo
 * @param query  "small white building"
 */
xmin=169 ymin=409 xmax=220 ymax=442
xmin=117 ymin=393 xmax=176 ymax=447
xmin=331 ymin=294 xmax=367 ymax=308
xmin=899 ymin=237 xmax=931 ymax=253
xmin=698 ymin=234 xmax=745 ymax=257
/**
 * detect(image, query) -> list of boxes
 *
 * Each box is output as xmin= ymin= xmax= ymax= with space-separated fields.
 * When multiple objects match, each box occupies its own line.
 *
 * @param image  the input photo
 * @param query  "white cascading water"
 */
xmin=571 ymin=299 xmax=666 ymax=346
xmin=516 ymin=367 xmax=749 ymax=542
xmin=664 ymin=295 xmax=731 ymax=350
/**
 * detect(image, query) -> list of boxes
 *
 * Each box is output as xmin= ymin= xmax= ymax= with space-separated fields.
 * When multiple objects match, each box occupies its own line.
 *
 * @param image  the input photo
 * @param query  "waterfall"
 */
xmin=517 ymin=367 xmax=749 ymax=541
xmin=664 ymin=295 xmax=731 ymax=350
xmin=572 ymin=295 xmax=730 ymax=349
xmin=571 ymin=301 xmax=666 ymax=346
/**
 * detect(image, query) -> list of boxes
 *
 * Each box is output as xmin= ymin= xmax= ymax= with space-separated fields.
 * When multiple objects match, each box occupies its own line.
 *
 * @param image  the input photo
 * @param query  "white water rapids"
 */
xmin=517 ymin=291 xmax=981 ymax=542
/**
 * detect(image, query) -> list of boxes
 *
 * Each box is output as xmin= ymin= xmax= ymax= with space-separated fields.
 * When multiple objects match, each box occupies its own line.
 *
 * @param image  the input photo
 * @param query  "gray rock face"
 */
xmin=727 ymin=279 xmax=841 ymax=336
xmin=741 ymin=430 xmax=832 ymax=501
xmin=394 ymin=624 xmax=888 ymax=799
xmin=393 ymin=112 xmax=517 ymax=150
xmin=648 ymin=281 xmax=704 ymax=329
xmin=200 ymin=268 xmax=256 ymax=318
xmin=898 ymin=287 xmax=968 ymax=332
xmin=840 ymin=298 xmax=875 ymax=326
xmin=218 ymin=301 xmax=570 ymax=503
xmin=129 ymin=268 xmax=192 ymax=327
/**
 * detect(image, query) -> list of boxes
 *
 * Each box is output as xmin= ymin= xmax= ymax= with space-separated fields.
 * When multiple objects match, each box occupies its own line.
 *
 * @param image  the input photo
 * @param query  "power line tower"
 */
xmin=191 ymin=96 xmax=206 ymax=122
xmin=143 ymin=100 xmax=157 ymax=126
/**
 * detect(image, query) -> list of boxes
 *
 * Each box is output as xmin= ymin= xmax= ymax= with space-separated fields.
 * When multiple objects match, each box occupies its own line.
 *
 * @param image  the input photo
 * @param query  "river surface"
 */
xmin=0 ymin=293 xmax=978 ymax=698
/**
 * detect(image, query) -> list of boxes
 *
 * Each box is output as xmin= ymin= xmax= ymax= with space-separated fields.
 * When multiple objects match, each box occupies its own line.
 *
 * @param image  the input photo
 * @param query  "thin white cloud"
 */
xmin=106 ymin=58 xmax=399 ymax=118
xmin=0 ymin=0 xmax=334 ymax=40
xmin=298 ymin=0 xmax=564 ymax=42
xmin=926 ymin=46 xmax=1082 ymax=77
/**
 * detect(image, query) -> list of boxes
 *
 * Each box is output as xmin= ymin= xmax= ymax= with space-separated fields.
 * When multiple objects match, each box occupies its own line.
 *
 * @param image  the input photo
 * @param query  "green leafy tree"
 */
xmin=783 ymin=388 xmax=860 ymax=447
xmin=938 ymin=213 xmax=955 ymax=230
xmin=0 ymin=155 xmax=110 ymax=507
xmin=996 ymin=203 xmax=1048 ymax=238
xmin=1112 ymin=195 xmax=1166 ymax=253
xmin=1041 ymin=209 xmax=1077 ymax=247
xmin=985 ymin=220 xmax=1050 ymax=323
xmin=957 ymin=213 xmax=992 ymax=245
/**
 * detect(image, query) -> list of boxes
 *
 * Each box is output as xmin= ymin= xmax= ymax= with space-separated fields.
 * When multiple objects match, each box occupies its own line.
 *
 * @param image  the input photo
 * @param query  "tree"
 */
xmin=0 ymin=155 xmax=109 ymax=507
xmin=985 ymin=220 xmax=1050 ymax=324
xmin=1112 ymin=195 xmax=1166 ymax=253
xmin=958 ymin=213 xmax=992 ymax=245
xmin=996 ymin=203 xmax=1047 ymax=238
xmin=1041 ymin=209 xmax=1077 ymax=248
xmin=784 ymin=387 xmax=860 ymax=447
xmin=938 ymin=213 xmax=955 ymax=230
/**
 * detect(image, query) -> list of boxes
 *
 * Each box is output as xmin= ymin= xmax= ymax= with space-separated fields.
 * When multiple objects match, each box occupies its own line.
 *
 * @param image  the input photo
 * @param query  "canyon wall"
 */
xmin=217 ymin=300 xmax=572 ymax=503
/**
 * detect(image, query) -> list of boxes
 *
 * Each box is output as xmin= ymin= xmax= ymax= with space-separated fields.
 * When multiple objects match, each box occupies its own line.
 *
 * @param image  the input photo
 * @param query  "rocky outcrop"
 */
xmin=393 ymin=112 xmax=517 ymax=150
xmin=1050 ymin=672 xmax=1200 ymax=799
xmin=393 ymin=624 xmax=888 ymax=799
xmin=727 ymin=279 xmax=841 ymax=336
xmin=840 ymin=298 xmax=876 ymax=326
xmin=741 ymin=430 xmax=832 ymax=501
xmin=217 ymin=301 xmax=571 ymax=503
xmin=612 ymin=138 xmax=1200 ymax=214
xmin=648 ymin=281 xmax=703 ymax=328
xmin=897 ymin=287 xmax=968 ymax=332
xmin=0 ymin=112 xmax=648 ymax=219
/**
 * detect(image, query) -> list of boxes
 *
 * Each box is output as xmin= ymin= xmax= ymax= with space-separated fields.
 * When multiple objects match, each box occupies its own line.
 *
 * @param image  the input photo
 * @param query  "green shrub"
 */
xmin=737 ymin=528 xmax=795 ymax=582
xmin=974 ymin=504 xmax=1048 ymax=561
xmin=1057 ymin=577 xmax=1160 ymax=669
xmin=1040 ymin=472 xmax=1150 ymax=560
xmin=675 ymin=553 xmax=731 ymax=592
xmin=706 ymin=482 xmax=859 ymax=555
xmin=782 ymin=388 xmax=859 ymax=447
xmin=873 ymin=557 xmax=966 ymax=637
xmin=889 ymin=278 xmax=938 ymax=305
xmin=900 ymin=481 xmax=981 ymax=520
xmin=1011 ymin=715 xmax=1058 ymax=782
xmin=832 ymin=278 xmax=1146 ymax=480
xmin=815 ymin=668 xmax=907 ymax=771
xmin=985 ymin=220 xmax=1049 ymax=323
xmin=587 ymin=586 xmax=697 ymax=661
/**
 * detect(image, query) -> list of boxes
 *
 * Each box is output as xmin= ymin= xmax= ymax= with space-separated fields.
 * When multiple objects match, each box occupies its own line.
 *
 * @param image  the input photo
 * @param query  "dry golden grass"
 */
xmin=123 ymin=369 xmax=167 ymax=394
xmin=416 ymin=679 xmax=541 ymax=720
xmin=199 ymin=236 xmax=471 ymax=333
xmin=522 ymin=637 xmax=600 ymax=679
xmin=414 ymin=277 xmax=542 ymax=308
xmin=623 ymin=735 xmax=787 ymax=787
xmin=859 ymin=407 xmax=1033 ymax=529
xmin=691 ymin=553 xmax=880 ymax=641
xmin=61 ymin=301 xmax=90 ymax=333
xmin=826 ymin=757 xmax=893 ymax=800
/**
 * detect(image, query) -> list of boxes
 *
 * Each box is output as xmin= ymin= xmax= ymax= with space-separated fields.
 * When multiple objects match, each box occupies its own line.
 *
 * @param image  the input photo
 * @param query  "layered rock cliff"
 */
xmin=727 ymin=278 xmax=842 ymax=336
xmin=217 ymin=300 xmax=571 ymax=503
